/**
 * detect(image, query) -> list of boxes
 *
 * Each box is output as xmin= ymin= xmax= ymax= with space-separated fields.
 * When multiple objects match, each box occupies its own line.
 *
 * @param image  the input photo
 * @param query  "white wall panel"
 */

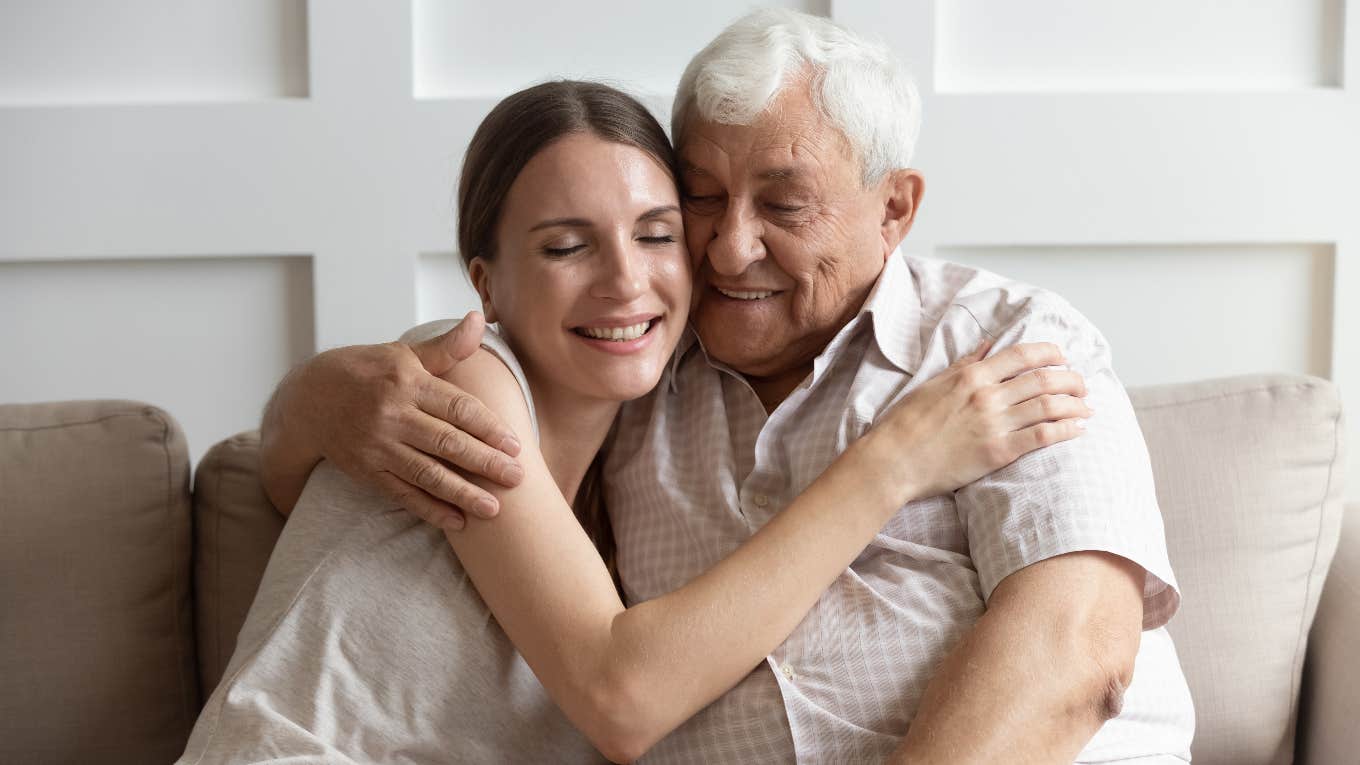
xmin=0 ymin=0 xmax=308 ymax=105
xmin=936 ymin=0 xmax=1343 ymax=92
xmin=939 ymin=244 xmax=1335 ymax=387
xmin=0 ymin=0 xmax=1353 ymax=494
xmin=412 ymin=0 xmax=828 ymax=99
xmin=0 ymin=256 xmax=314 ymax=465
xmin=416 ymin=251 xmax=481 ymax=325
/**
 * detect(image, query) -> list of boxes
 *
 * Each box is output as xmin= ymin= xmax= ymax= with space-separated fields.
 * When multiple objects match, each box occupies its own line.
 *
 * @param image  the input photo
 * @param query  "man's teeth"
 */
xmin=717 ymin=287 xmax=774 ymax=300
xmin=578 ymin=321 xmax=651 ymax=341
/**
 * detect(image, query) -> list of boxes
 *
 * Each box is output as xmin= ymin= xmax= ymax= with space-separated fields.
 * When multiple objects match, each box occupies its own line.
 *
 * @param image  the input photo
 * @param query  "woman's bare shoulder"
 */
xmin=438 ymin=347 xmax=536 ymax=444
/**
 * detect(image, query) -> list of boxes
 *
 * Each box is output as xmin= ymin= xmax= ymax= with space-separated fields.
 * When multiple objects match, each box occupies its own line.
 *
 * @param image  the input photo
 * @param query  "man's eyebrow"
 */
xmin=759 ymin=167 xmax=803 ymax=182
xmin=528 ymin=217 xmax=592 ymax=232
xmin=637 ymin=205 xmax=680 ymax=222
xmin=679 ymin=161 xmax=710 ymax=176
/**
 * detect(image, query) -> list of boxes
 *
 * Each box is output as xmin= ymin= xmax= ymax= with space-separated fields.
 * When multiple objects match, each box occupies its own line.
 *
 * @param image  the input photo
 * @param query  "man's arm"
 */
xmin=257 ymin=313 xmax=525 ymax=530
xmin=889 ymin=550 xmax=1144 ymax=764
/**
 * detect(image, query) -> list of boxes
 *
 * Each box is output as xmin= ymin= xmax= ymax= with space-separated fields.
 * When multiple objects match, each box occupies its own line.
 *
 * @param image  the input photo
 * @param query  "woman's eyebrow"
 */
xmin=528 ymin=217 xmax=592 ymax=232
xmin=637 ymin=205 xmax=681 ymax=222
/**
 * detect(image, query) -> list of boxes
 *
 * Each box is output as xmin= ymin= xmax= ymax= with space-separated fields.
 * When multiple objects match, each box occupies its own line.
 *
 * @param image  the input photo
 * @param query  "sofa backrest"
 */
xmin=191 ymin=374 xmax=1348 ymax=764
xmin=191 ymin=430 xmax=284 ymax=698
xmin=0 ymin=400 xmax=199 ymax=765
xmin=1129 ymin=374 xmax=1346 ymax=765
xmin=2 ymin=373 xmax=1345 ymax=764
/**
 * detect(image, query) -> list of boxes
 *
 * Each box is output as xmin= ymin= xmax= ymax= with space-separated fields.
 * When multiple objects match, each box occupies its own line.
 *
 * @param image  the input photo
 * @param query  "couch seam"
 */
xmin=1288 ymin=404 xmax=1343 ymax=739
xmin=211 ymin=447 xmax=225 ymax=688
xmin=1132 ymin=382 xmax=1329 ymax=413
xmin=0 ymin=410 xmax=159 ymax=433
xmin=151 ymin=406 xmax=194 ymax=737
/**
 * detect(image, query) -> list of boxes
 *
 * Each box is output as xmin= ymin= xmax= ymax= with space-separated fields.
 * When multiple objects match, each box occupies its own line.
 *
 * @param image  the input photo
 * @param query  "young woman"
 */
xmin=179 ymin=81 xmax=1089 ymax=764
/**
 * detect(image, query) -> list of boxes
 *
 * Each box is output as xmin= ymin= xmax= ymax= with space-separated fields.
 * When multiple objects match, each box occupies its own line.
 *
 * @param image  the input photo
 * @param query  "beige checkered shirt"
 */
xmin=604 ymin=252 xmax=1195 ymax=763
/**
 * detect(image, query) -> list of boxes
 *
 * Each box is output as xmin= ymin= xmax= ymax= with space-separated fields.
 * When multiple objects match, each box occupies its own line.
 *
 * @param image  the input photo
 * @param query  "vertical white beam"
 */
xmin=305 ymin=0 xmax=422 ymax=348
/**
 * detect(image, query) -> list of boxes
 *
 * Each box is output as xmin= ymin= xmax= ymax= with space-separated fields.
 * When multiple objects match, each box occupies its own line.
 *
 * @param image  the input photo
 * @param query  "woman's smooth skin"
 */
xmin=438 ymin=132 xmax=1092 ymax=763
xmin=469 ymin=133 xmax=690 ymax=501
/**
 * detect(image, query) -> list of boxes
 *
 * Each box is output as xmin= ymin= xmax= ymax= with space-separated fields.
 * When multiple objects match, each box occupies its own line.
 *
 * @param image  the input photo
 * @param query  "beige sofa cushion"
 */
xmin=192 ymin=429 xmax=284 ymax=696
xmin=1131 ymin=375 xmax=1346 ymax=765
xmin=0 ymin=400 xmax=198 ymax=765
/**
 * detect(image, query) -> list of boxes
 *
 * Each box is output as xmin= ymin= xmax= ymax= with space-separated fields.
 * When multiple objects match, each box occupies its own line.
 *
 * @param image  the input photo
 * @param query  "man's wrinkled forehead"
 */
xmin=677 ymin=106 xmax=850 ymax=184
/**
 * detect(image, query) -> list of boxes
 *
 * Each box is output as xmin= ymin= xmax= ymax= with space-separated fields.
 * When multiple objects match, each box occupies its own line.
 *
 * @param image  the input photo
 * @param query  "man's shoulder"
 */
xmin=902 ymin=255 xmax=1103 ymax=353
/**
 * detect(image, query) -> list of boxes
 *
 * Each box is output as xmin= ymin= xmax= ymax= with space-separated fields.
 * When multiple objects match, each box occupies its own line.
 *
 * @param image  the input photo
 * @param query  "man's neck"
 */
xmin=747 ymin=363 xmax=813 ymax=414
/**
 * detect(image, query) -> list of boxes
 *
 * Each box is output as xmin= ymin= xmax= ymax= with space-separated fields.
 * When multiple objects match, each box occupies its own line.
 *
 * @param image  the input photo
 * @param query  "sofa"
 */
xmin=0 ymin=373 xmax=1353 ymax=764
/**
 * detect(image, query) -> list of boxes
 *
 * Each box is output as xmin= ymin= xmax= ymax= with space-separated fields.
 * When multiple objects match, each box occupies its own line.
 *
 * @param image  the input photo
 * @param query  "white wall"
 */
xmin=1 ymin=0 xmax=1355 ymax=498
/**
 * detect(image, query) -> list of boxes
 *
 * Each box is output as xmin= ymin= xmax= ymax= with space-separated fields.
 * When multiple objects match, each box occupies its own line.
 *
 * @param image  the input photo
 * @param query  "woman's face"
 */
xmin=472 ymin=132 xmax=691 ymax=404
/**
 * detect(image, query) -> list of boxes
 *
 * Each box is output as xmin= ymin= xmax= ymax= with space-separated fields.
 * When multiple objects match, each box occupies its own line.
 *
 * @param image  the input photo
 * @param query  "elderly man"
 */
xmin=261 ymin=10 xmax=1193 ymax=763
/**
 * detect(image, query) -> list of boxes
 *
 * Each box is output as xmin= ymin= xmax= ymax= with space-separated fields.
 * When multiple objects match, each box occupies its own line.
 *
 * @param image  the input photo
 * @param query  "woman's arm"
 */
xmin=446 ymin=341 xmax=1088 ymax=764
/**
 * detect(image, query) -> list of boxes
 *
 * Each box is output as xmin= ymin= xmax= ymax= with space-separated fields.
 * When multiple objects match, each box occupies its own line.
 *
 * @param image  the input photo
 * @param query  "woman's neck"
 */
xmin=523 ymin=376 xmax=621 ymax=502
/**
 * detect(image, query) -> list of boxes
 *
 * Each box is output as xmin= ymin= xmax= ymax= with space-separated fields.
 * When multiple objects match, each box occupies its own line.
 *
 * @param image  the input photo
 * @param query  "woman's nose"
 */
xmin=592 ymin=236 xmax=645 ymax=302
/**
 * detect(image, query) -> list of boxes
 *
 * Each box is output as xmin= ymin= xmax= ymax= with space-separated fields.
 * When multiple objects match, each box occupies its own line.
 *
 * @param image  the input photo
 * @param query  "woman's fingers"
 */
xmin=994 ymin=367 xmax=1087 ymax=407
xmin=972 ymin=342 xmax=1066 ymax=384
xmin=1004 ymin=418 xmax=1087 ymax=460
xmin=1003 ymin=394 xmax=1092 ymax=432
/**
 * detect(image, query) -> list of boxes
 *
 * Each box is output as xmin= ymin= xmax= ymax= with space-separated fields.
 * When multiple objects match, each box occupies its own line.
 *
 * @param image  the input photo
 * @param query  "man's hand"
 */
xmin=259 ymin=311 xmax=524 ymax=530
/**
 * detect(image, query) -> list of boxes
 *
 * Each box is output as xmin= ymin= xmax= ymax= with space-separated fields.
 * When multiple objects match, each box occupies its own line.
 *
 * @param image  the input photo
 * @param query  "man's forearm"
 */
xmin=889 ymin=551 xmax=1143 ymax=764
xmin=258 ymin=363 xmax=324 ymax=517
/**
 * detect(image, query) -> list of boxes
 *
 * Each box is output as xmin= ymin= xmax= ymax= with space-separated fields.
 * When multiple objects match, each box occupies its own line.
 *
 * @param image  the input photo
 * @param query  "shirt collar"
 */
xmin=859 ymin=249 xmax=926 ymax=375
xmin=808 ymin=249 xmax=923 ymax=384
xmin=666 ymin=325 xmax=701 ymax=393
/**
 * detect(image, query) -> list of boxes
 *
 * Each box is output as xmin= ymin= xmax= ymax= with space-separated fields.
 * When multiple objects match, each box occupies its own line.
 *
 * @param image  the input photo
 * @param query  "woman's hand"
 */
xmin=856 ymin=341 xmax=1091 ymax=505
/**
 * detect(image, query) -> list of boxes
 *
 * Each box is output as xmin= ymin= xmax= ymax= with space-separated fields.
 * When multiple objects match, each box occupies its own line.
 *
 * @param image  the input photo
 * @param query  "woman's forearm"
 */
xmin=590 ymin=431 xmax=910 ymax=758
xmin=447 ymin=343 xmax=1086 ymax=762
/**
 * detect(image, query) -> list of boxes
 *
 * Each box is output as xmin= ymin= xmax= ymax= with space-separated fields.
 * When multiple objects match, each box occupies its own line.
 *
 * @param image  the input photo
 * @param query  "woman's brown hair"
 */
xmin=457 ymin=80 xmax=676 ymax=268
xmin=456 ymin=81 xmax=674 ymax=578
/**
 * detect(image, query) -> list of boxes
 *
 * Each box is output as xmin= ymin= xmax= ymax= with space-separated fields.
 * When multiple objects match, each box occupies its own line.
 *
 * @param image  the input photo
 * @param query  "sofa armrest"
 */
xmin=1299 ymin=502 xmax=1360 ymax=764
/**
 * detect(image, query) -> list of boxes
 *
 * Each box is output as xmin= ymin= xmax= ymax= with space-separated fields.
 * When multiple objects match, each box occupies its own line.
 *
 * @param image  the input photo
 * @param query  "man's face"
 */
xmin=678 ymin=82 xmax=895 ymax=383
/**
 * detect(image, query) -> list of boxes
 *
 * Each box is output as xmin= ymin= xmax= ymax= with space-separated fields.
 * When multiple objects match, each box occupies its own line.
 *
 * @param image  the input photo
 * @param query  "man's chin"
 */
xmin=700 ymin=336 xmax=789 ymax=379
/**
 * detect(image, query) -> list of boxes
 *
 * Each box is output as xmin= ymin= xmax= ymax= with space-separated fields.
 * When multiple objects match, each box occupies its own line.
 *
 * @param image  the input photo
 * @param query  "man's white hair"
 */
xmin=672 ymin=8 xmax=922 ymax=186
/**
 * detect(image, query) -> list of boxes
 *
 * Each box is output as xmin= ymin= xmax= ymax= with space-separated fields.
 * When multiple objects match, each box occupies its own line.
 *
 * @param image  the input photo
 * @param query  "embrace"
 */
xmin=179 ymin=10 xmax=1193 ymax=764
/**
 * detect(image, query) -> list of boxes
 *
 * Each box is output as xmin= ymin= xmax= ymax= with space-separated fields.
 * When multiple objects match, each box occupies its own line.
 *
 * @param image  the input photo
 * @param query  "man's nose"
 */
xmin=592 ymin=236 xmax=646 ymax=302
xmin=707 ymin=201 xmax=764 ymax=276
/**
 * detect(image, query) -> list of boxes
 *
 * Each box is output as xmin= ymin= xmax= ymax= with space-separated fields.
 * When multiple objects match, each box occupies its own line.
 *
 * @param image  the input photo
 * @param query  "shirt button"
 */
xmin=754 ymin=494 xmax=769 ymax=508
xmin=781 ymin=664 xmax=796 ymax=681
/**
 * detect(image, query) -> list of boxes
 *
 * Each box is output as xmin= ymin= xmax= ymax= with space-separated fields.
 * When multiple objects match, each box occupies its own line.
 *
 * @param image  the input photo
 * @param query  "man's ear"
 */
xmin=879 ymin=169 xmax=925 ymax=259
xmin=468 ymin=257 xmax=499 ymax=325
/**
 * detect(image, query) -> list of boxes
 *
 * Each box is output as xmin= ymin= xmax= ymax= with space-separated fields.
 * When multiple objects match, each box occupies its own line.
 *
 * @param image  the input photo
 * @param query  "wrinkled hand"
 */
xmin=292 ymin=311 xmax=524 ymax=530
xmin=863 ymin=341 xmax=1092 ymax=504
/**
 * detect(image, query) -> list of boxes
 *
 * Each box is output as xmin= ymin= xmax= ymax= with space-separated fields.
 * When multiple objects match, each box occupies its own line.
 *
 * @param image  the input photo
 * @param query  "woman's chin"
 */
xmin=576 ymin=366 xmax=665 ymax=403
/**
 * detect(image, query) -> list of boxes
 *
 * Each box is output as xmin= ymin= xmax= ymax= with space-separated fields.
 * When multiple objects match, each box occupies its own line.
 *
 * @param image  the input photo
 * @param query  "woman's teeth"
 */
xmin=717 ymin=287 xmax=774 ymax=300
xmin=577 ymin=321 xmax=652 ymax=341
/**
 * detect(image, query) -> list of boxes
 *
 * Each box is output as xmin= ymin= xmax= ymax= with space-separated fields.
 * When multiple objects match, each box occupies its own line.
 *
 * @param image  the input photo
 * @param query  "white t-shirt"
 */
xmin=177 ymin=327 xmax=604 ymax=765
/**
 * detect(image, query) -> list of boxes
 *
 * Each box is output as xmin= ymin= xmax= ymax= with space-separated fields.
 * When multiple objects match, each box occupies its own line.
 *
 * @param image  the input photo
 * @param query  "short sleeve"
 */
xmin=953 ymin=302 xmax=1180 ymax=630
